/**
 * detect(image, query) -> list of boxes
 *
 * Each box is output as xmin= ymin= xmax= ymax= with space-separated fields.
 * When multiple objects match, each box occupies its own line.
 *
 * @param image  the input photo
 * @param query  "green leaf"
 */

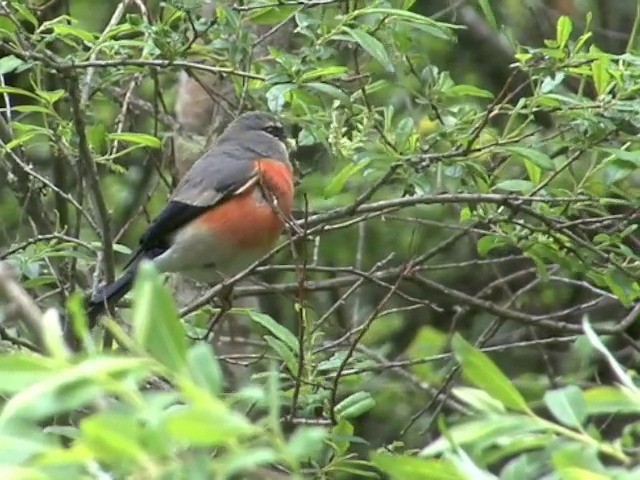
xmin=460 ymin=207 xmax=473 ymax=223
xmin=0 ymin=357 xmax=149 ymax=422
xmin=87 ymin=123 xmax=108 ymax=154
xmin=65 ymin=292 xmax=91 ymax=349
xmin=0 ymin=355 xmax=61 ymax=394
xmin=4 ymin=130 xmax=37 ymax=150
xmin=0 ymin=86 xmax=40 ymax=101
xmin=330 ymin=459 xmax=379 ymax=478
xmin=504 ymin=146 xmax=555 ymax=171
xmin=478 ymin=0 xmax=498 ymax=30
xmin=266 ymin=83 xmax=294 ymax=112
xmin=501 ymin=452 xmax=547 ymax=480
xmin=80 ymin=412 xmax=148 ymax=465
xmin=248 ymin=5 xmax=298 ymax=25
xmin=0 ymin=55 xmax=26 ymax=75
xmin=601 ymin=149 xmax=640 ymax=168
xmin=40 ymin=308 xmax=68 ymax=359
xmin=304 ymin=82 xmax=351 ymax=105
xmin=246 ymin=310 xmax=298 ymax=352
xmin=341 ymin=27 xmax=393 ymax=73
xmin=452 ymin=387 xmax=506 ymax=413
xmin=584 ymin=386 xmax=640 ymax=415
xmin=264 ymin=335 xmax=298 ymax=374
xmin=332 ymin=419 xmax=354 ymax=456
xmin=164 ymin=405 xmax=256 ymax=447
xmin=590 ymin=57 xmax=610 ymax=96
xmin=603 ymin=270 xmax=638 ymax=307
xmin=402 ymin=19 xmax=455 ymax=41
xmin=552 ymin=443 xmax=605 ymax=474
xmin=448 ymin=85 xmax=494 ymax=98
xmin=12 ymin=105 xmax=51 ymax=115
xmin=541 ymin=73 xmax=566 ymax=94
xmin=483 ymin=432 xmax=555 ymax=466
xmin=287 ymin=427 xmax=327 ymax=463
xmin=187 ymin=343 xmax=224 ymax=396
xmin=324 ymin=160 xmax=370 ymax=198
xmin=351 ymin=7 xmax=460 ymax=32
xmin=213 ymin=448 xmax=278 ymax=478
xmin=395 ymin=116 xmax=415 ymax=147
xmin=300 ymin=66 xmax=349 ymax=82
xmin=132 ymin=261 xmax=188 ymax=373
xmin=476 ymin=234 xmax=508 ymax=257
xmin=544 ymin=385 xmax=586 ymax=428
xmin=452 ymin=334 xmax=530 ymax=413
xmin=52 ymin=23 xmax=96 ymax=42
xmin=556 ymin=468 xmax=609 ymax=480
xmin=0 ymin=421 xmax=59 ymax=465
xmin=523 ymin=159 xmax=542 ymax=184
xmin=494 ymin=179 xmax=534 ymax=192
xmin=574 ymin=31 xmax=593 ymax=52
xmin=372 ymin=452 xmax=463 ymax=480
xmin=556 ymin=16 xmax=573 ymax=49
xmin=0 ymin=16 xmax=18 ymax=35
xmin=334 ymin=391 xmax=376 ymax=420
xmin=582 ymin=318 xmax=639 ymax=394
xmin=0 ymin=467 xmax=48 ymax=480
xmin=36 ymin=89 xmax=65 ymax=105
xmin=108 ymin=132 xmax=161 ymax=149
xmin=420 ymin=415 xmax=543 ymax=457
xmin=12 ymin=3 xmax=38 ymax=28
xmin=447 ymin=448 xmax=496 ymax=480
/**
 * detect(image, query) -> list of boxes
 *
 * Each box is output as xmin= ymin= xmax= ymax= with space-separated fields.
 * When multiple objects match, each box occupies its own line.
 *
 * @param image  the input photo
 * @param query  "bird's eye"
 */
xmin=263 ymin=124 xmax=285 ymax=140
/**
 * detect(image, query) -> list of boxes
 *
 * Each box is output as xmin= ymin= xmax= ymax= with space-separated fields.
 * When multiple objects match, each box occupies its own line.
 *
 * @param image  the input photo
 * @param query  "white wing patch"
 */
xmin=233 ymin=175 xmax=259 ymax=195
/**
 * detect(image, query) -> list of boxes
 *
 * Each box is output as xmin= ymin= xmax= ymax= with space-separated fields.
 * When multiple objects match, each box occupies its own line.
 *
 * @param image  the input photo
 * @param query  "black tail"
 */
xmin=85 ymin=247 xmax=159 ymax=324
xmin=63 ymin=269 xmax=136 ymax=350
xmin=63 ymin=248 xmax=165 ymax=350
xmin=85 ymin=269 xmax=137 ymax=322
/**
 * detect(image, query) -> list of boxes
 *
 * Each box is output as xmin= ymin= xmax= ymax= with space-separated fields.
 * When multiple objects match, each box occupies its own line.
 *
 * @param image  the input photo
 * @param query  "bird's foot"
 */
xmin=199 ymin=284 xmax=234 ymax=342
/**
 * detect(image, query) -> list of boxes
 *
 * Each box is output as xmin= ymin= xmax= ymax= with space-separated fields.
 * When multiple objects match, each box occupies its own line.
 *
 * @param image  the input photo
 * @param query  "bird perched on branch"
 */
xmin=68 ymin=111 xmax=295 ymax=346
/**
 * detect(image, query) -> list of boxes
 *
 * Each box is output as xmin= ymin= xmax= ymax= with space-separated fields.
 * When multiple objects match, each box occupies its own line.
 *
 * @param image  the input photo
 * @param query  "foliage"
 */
xmin=0 ymin=0 xmax=639 ymax=478
xmin=0 ymin=263 xmax=333 ymax=479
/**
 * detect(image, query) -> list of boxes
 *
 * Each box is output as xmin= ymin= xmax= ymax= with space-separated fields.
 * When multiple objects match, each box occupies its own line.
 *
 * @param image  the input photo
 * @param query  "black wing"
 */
xmin=138 ymin=201 xmax=211 ymax=251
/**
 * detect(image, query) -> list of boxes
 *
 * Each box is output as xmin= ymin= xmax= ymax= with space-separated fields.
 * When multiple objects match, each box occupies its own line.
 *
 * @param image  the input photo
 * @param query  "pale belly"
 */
xmin=151 ymin=221 xmax=277 ymax=284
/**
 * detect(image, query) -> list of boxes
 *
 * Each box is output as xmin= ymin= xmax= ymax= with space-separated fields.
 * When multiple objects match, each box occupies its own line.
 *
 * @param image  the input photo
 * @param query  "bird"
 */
xmin=69 ymin=111 xmax=295 ymax=345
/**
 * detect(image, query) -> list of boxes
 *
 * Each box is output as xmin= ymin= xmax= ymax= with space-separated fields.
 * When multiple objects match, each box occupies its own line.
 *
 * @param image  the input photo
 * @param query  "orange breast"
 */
xmin=255 ymin=158 xmax=294 ymax=218
xmin=196 ymin=159 xmax=294 ymax=250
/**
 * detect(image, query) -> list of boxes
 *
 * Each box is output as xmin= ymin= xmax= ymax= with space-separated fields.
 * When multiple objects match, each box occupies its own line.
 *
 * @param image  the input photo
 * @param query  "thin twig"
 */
xmin=0 ymin=262 xmax=45 ymax=351
xmin=67 ymin=76 xmax=116 ymax=287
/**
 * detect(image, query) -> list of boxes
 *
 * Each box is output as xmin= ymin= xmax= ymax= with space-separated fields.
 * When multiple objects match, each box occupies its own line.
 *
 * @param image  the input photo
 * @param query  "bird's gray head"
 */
xmin=220 ymin=111 xmax=288 ymax=144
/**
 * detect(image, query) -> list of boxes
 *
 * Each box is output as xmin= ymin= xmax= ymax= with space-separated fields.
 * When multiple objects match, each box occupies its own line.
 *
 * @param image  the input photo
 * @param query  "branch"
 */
xmin=0 ymin=40 xmax=266 ymax=81
xmin=80 ymin=0 xmax=149 ymax=103
xmin=67 ymin=76 xmax=116 ymax=286
xmin=0 ymin=262 xmax=45 ymax=351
